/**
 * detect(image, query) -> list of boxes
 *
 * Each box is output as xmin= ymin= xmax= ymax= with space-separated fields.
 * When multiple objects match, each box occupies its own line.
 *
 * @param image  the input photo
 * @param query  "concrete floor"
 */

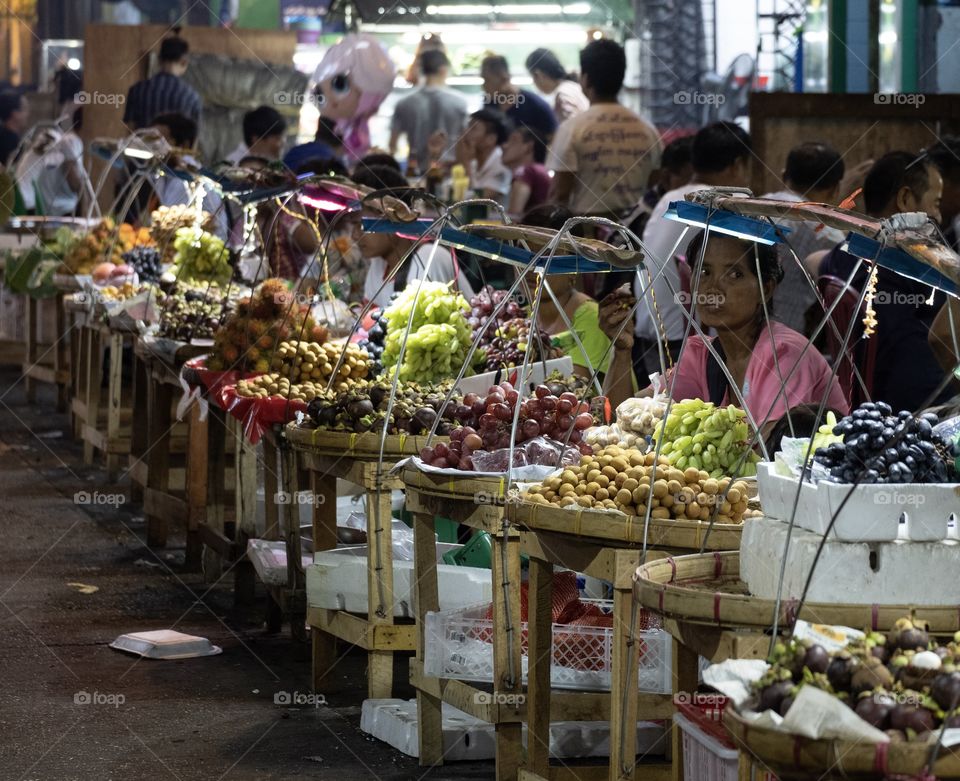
xmin=0 ymin=369 xmax=493 ymax=780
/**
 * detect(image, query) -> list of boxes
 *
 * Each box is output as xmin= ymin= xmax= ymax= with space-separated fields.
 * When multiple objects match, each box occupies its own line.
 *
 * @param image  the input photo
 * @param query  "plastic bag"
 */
xmin=311 ymin=297 xmax=356 ymax=338
xmin=220 ymin=383 xmax=308 ymax=445
xmin=583 ymin=423 xmax=648 ymax=451
xmin=615 ymin=394 xmax=668 ymax=435
xmin=470 ymin=436 xmax=581 ymax=473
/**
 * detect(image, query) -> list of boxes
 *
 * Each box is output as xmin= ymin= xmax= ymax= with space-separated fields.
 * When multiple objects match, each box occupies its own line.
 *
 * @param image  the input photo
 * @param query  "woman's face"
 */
xmin=530 ymin=70 xmax=551 ymax=93
xmin=696 ymin=236 xmax=773 ymax=331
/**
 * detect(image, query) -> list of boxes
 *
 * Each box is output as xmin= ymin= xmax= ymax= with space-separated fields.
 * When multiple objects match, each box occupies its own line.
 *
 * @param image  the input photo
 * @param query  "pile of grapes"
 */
xmin=417 ymin=380 xmax=599 ymax=470
xmin=381 ymin=281 xmax=474 ymax=383
xmin=469 ymin=285 xmax=559 ymax=370
xmin=122 ymin=246 xmax=162 ymax=283
xmin=172 ymin=227 xmax=231 ymax=286
xmin=653 ymin=398 xmax=759 ymax=478
xmin=813 ymin=402 xmax=950 ymax=484
xmin=358 ymin=308 xmax=386 ymax=376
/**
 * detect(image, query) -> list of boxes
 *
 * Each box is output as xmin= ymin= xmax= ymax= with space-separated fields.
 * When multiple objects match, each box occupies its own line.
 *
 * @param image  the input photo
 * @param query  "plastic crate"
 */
xmin=424 ymin=599 xmax=672 ymax=692
xmin=674 ymin=702 xmax=778 ymax=781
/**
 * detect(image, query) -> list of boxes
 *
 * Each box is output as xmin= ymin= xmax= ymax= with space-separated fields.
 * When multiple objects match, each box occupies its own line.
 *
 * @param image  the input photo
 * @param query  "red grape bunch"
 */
xmin=419 ymin=381 xmax=599 ymax=470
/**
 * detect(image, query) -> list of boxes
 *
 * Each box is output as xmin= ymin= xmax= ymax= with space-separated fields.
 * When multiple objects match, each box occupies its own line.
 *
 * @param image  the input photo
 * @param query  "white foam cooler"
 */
xmin=305 ymin=543 xmax=493 ymax=617
xmin=741 ymin=516 xmax=960 ymax=605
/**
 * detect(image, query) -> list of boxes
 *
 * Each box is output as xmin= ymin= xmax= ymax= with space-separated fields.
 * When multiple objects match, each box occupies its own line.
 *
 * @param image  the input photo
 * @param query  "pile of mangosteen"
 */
xmin=752 ymin=618 xmax=960 ymax=741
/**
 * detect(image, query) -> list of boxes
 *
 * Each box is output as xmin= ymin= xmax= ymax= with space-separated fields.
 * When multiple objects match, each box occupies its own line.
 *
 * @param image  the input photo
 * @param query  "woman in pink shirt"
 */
xmin=600 ymin=233 xmax=850 ymax=433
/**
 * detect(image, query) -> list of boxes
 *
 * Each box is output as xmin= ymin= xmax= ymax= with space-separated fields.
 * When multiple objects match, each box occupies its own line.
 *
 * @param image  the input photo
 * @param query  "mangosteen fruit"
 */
xmin=346 ymin=399 xmax=374 ymax=419
xmin=758 ymin=680 xmax=793 ymax=713
xmin=412 ymin=407 xmax=438 ymax=432
xmin=889 ymin=704 xmax=936 ymax=734
xmin=854 ymin=692 xmax=895 ymax=729
xmin=851 ymin=657 xmax=894 ymax=693
xmin=827 ymin=654 xmax=858 ymax=692
xmin=804 ymin=644 xmax=830 ymax=674
xmin=778 ymin=694 xmax=795 ymax=717
xmin=931 ymin=672 xmax=960 ymax=711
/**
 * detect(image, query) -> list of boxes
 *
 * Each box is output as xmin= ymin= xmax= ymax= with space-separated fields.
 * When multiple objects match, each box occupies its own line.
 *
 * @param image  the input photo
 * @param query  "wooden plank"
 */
xmin=23 ymin=294 xmax=37 ymax=403
xmin=198 ymin=522 xmax=237 ymax=559
xmin=145 ymin=376 xmax=173 ymax=547
xmin=492 ymin=526 xmax=523 ymax=781
xmin=412 ymin=509 xmax=443 ymax=766
xmin=527 ymin=555 xmax=553 ymax=776
xmin=127 ymin=458 xmax=148 ymax=488
xmin=519 ymin=530 xmax=618 ymax=582
xmin=185 ymin=404 xmax=207 ymax=572
xmin=610 ymin=573 xmax=642 ymax=781
xmin=203 ymin=405 xmax=229 ymax=580
xmin=306 ymin=608 xmax=416 ymax=650
xmin=367 ymin=485 xmax=397 ymax=699
xmin=144 ymin=488 xmax=187 ymax=522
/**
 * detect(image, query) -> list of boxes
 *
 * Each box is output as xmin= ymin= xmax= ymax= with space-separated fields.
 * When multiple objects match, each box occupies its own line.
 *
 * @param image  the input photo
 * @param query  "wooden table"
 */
xmin=402 ymin=466 xmax=523 ymax=781
xmin=285 ymin=427 xmax=425 ymax=699
xmin=22 ymin=290 xmax=70 ymax=410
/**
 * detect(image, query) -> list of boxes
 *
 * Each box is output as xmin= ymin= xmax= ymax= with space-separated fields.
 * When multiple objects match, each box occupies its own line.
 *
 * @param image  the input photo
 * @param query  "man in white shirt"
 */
xmin=762 ymin=142 xmax=847 ymax=334
xmin=456 ymin=108 xmax=512 ymax=205
xmin=548 ymin=38 xmax=661 ymax=217
xmin=633 ymin=121 xmax=752 ymax=377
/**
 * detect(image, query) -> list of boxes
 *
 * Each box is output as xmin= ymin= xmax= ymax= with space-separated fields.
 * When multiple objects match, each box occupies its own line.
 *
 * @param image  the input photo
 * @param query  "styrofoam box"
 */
xmin=361 ymin=698 xmax=669 ymax=761
xmin=756 ymin=461 xmax=956 ymax=542
xmin=306 ymin=544 xmax=492 ymax=617
xmin=741 ymin=516 xmax=960 ymax=605
xmin=247 ymin=539 xmax=312 ymax=586
xmin=424 ymin=600 xmax=672 ymax=693
xmin=674 ymin=713 xmax=738 ymax=781
xmin=253 ymin=482 xmax=401 ymax=535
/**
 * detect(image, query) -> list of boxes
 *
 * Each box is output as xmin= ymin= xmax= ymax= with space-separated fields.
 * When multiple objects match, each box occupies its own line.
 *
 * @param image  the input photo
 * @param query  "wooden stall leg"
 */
xmin=128 ymin=351 xmax=148 ymax=504
xmin=491 ymin=526 xmax=523 ymax=781
xmin=145 ymin=378 xmax=173 ymax=547
xmin=83 ymin=327 xmax=103 ymax=465
xmin=70 ymin=319 xmax=86 ymax=441
xmin=202 ymin=405 xmax=228 ymax=581
xmin=310 ymin=468 xmax=337 ymax=691
xmin=610 ymin=554 xmax=641 ymax=781
xmin=55 ymin=293 xmax=68 ymax=412
xmin=671 ymin=636 xmax=700 ymax=781
xmin=262 ymin=436 xmax=280 ymax=542
xmin=105 ymin=332 xmax=123 ymax=479
xmin=526 ymin=555 xmax=554 ymax=776
xmin=184 ymin=403 xmax=208 ymax=571
xmin=412 ymin=509 xmax=442 ymax=767
xmin=281 ymin=445 xmax=306 ymax=641
xmin=366 ymin=480 xmax=395 ymax=699
xmin=24 ymin=295 xmax=36 ymax=403
xmin=233 ymin=431 xmax=258 ymax=606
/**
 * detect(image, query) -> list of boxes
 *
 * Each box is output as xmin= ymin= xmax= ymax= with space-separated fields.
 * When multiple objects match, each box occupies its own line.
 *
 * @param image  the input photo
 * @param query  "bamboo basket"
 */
xmin=634 ymin=551 xmax=960 ymax=633
xmin=723 ymin=706 xmax=960 ymax=779
xmin=400 ymin=462 xmax=513 ymax=503
xmin=508 ymin=499 xmax=744 ymax=550
xmin=285 ymin=424 xmax=446 ymax=460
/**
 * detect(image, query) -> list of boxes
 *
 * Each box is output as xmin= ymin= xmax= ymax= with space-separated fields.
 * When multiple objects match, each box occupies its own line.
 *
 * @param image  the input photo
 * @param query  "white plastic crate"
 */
xmin=424 ymin=600 xmax=672 ymax=692
xmin=674 ymin=713 xmax=739 ymax=781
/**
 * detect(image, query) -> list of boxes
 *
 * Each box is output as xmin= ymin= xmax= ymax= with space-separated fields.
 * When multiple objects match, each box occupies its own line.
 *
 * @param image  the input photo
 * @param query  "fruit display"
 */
xmin=468 ymin=285 xmax=560 ymax=370
xmin=61 ymin=218 xmax=152 ymax=274
xmin=91 ymin=261 xmax=136 ymax=284
xmin=652 ymin=399 xmax=760 ymax=478
xmin=97 ymin=281 xmax=141 ymax=302
xmin=524 ymin=444 xmax=759 ymax=521
xmin=305 ymin=379 xmax=459 ymax=434
xmin=813 ymin=403 xmax=951 ymax=484
xmin=750 ymin=618 xmax=960 ymax=741
xmin=122 ymin=246 xmax=163 ymax=283
xmin=269 ymin=339 xmax=368 ymax=388
xmin=151 ymin=204 xmax=214 ymax=261
xmin=171 ymin=227 xmax=231 ymax=286
xmin=380 ymin=281 xmax=475 ymax=383
xmin=582 ymin=423 xmax=647 ymax=450
xmin=157 ymin=284 xmax=234 ymax=341
xmin=205 ymin=279 xmax=328 ymax=373
xmin=616 ymin=395 xmax=668 ymax=437
xmin=234 ymin=373 xmax=323 ymax=402
xmin=357 ymin=307 xmax=385 ymax=376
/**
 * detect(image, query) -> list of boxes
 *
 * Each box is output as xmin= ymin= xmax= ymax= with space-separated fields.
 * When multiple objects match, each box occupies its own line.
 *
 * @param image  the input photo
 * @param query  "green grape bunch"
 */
xmin=381 ymin=281 xmax=473 ymax=384
xmin=172 ymin=227 xmax=231 ymax=286
xmin=652 ymin=398 xmax=759 ymax=478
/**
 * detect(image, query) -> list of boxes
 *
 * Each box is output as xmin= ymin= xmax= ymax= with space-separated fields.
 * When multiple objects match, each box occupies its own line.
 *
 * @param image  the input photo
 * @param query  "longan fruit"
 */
xmin=595 ymin=474 xmax=610 ymax=489
xmin=702 ymin=478 xmax=719 ymax=495
xmin=560 ymin=469 xmax=578 ymax=485
xmin=595 ymin=488 xmax=609 ymax=501
xmin=652 ymin=480 xmax=669 ymax=498
xmin=616 ymin=488 xmax=634 ymax=506
xmin=666 ymin=479 xmax=682 ymax=496
xmin=577 ymin=495 xmax=595 ymax=508
xmin=635 ymin=503 xmax=647 ymax=517
xmin=575 ymin=484 xmax=586 ymax=496
xmin=610 ymin=457 xmax=629 ymax=472
xmin=543 ymin=489 xmax=556 ymax=501
xmin=699 ymin=470 xmax=710 ymax=482
xmin=720 ymin=500 xmax=732 ymax=515
xmin=651 ymin=507 xmax=671 ymax=519
xmin=558 ymin=483 xmax=575 ymax=497
xmin=683 ymin=467 xmax=700 ymax=483
xmin=614 ymin=473 xmax=627 ymax=488
xmin=599 ymin=455 xmax=613 ymax=467
xmin=558 ymin=496 xmax=577 ymax=508
xmin=679 ymin=487 xmax=696 ymax=505
xmin=643 ymin=452 xmax=656 ymax=466
xmin=716 ymin=514 xmax=733 ymax=524
xmin=669 ymin=469 xmax=686 ymax=484
xmin=661 ymin=493 xmax=675 ymax=508
xmin=585 ymin=482 xmax=600 ymax=496
xmin=623 ymin=477 xmax=639 ymax=493
xmin=686 ymin=502 xmax=701 ymax=519
xmin=587 ymin=469 xmax=602 ymax=483
xmin=601 ymin=466 xmax=618 ymax=481
xmin=629 ymin=451 xmax=646 ymax=466
xmin=626 ymin=467 xmax=645 ymax=481
xmin=699 ymin=507 xmax=711 ymax=522
xmin=673 ymin=501 xmax=686 ymax=517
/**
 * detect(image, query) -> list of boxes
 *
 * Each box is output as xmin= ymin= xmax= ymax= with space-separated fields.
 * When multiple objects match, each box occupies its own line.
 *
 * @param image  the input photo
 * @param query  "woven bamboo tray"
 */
xmin=285 ymin=424 xmax=445 ymax=460
xmin=634 ymin=551 xmax=960 ymax=633
xmin=723 ymin=706 xmax=960 ymax=779
xmin=400 ymin=462 xmax=514 ymax=503
xmin=507 ymin=500 xmax=744 ymax=550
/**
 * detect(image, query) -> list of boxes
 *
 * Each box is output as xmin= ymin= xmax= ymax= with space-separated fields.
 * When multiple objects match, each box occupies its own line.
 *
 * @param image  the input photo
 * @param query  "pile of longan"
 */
xmin=524 ymin=445 xmax=761 ymax=523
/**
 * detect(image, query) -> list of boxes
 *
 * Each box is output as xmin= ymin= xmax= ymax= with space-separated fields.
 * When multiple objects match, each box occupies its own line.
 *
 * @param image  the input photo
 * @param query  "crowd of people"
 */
xmin=2 ymin=31 xmax=959 ymax=437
